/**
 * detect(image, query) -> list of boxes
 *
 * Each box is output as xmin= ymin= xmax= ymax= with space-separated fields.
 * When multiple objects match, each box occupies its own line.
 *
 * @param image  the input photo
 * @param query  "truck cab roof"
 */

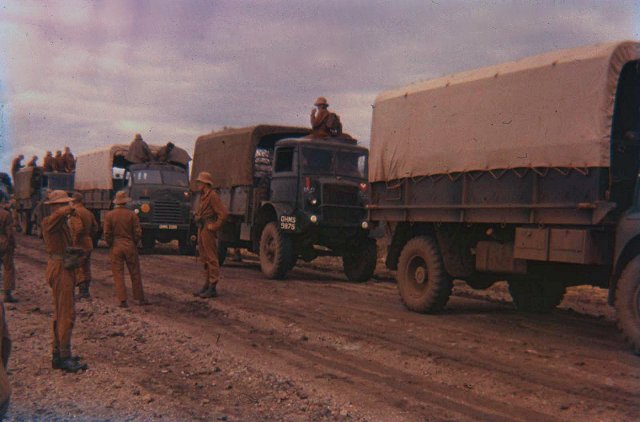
xmin=276 ymin=136 xmax=367 ymax=152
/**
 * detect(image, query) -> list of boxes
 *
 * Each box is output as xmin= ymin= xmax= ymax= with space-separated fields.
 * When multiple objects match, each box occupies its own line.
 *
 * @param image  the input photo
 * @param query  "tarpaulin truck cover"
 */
xmin=75 ymin=144 xmax=191 ymax=191
xmin=192 ymin=125 xmax=310 ymax=189
xmin=369 ymin=41 xmax=640 ymax=183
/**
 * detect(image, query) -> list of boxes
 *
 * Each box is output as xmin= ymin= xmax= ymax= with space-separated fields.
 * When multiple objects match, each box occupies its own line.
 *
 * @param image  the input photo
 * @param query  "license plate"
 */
xmin=280 ymin=215 xmax=296 ymax=231
xmin=159 ymin=224 xmax=178 ymax=230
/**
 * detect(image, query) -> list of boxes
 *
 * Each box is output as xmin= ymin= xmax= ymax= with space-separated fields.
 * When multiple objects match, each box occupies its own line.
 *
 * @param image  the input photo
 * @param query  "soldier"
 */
xmin=126 ymin=133 xmax=152 ymax=164
xmin=10 ymin=155 xmax=23 ymax=182
xmin=42 ymin=190 xmax=87 ymax=373
xmin=193 ymin=172 xmax=228 ymax=298
xmin=310 ymin=97 xmax=342 ymax=138
xmin=0 ymin=202 xmax=16 ymax=303
xmin=62 ymin=147 xmax=75 ymax=173
xmin=156 ymin=142 xmax=175 ymax=162
xmin=53 ymin=151 xmax=65 ymax=172
xmin=69 ymin=193 xmax=98 ymax=300
xmin=43 ymin=151 xmax=54 ymax=172
xmin=26 ymin=155 xmax=38 ymax=167
xmin=103 ymin=191 xmax=148 ymax=308
xmin=0 ymin=302 xmax=11 ymax=417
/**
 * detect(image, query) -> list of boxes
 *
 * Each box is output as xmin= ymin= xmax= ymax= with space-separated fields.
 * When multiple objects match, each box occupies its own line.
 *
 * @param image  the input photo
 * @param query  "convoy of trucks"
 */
xmin=191 ymin=125 xmax=377 ymax=281
xmin=368 ymin=41 xmax=640 ymax=353
xmin=74 ymin=144 xmax=194 ymax=253
xmin=6 ymin=40 xmax=640 ymax=354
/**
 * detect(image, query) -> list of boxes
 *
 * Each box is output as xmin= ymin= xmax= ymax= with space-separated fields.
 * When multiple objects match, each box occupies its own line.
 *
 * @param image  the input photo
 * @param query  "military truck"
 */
xmin=13 ymin=167 xmax=74 ymax=235
xmin=368 ymin=41 xmax=640 ymax=353
xmin=191 ymin=125 xmax=377 ymax=281
xmin=75 ymin=144 xmax=193 ymax=253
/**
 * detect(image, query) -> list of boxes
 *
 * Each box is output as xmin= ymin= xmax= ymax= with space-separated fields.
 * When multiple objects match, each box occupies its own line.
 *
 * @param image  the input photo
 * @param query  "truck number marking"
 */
xmin=280 ymin=216 xmax=296 ymax=231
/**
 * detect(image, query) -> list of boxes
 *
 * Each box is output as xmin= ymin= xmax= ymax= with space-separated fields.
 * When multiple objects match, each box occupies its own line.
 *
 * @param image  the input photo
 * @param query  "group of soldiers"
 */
xmin=10 ymin=147 xmax=76 ymax=181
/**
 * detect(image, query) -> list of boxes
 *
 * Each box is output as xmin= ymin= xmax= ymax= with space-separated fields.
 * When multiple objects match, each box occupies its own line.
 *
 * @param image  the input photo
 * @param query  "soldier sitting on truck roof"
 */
xmin=310 ymin=97 xmax=343 ymax=138
xmin=155 ymin=142 xmax=175 ymax=163
xmin=126 ymin=133 xmax=153 ymax=164
xmin=10 ymin=155 xmax=24 ymax=182
xmin=62 ymin=147 xmax=75 ymax=173
xmin=53 ymin=150 xmax=65 ymax=173
xmin=27 ymin=155 xmax=38 ymax=167
xmin=43 ymin=151 xmax=54 ymax=172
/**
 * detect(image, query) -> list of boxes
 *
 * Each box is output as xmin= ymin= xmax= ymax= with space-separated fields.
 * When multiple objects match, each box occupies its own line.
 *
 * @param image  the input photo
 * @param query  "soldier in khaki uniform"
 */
xmin=103 ymin=191 xmax=148 ymax=307
xmin=62 ymin=147 xmax=75 ymax=173
xmin=0 ymin=203 xmax=16 ymax=303
xmin=0 ymin=302 xmax=11 ymax=417
xmin=69 ymin=193 xmax=99 ymax=299
xmin=53 ymin=151 xmax=65 ymax=172
xmin=26 ymin=155 xmax=38 ymax=167
xmin=42 ymin=190 xmax=87 ymax=373
xmin=43 ymin=151 xmax=54 ymax=172
xmin=193 ymin=172 xmax=228 ymax=298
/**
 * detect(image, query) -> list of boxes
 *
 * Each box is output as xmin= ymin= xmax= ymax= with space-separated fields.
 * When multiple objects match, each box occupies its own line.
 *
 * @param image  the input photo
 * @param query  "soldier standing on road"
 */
xmin=53 ymin=151 xmax=65 ymax=173
xmin=103 ymin=191 xmax=148 ymax=308
xmin=42 ymin=190 xmax=87 ymax=373
xmin=0 ymin=202 xmax=17 ymax=303
xmin=69 ymin=193 xmax=98 ymax=300
xmin=43 ymin=151 xmax=54 ymax=172
xmin=193 ymin=172 xmax=228 ymax=299
xmin=62 ymin=147 xmax=76 ymax=173
xmin=26 ymin=156 xmax=38 ymax=167
xmin=10 ymin=155 xmax=24 ymax=182
xmin=0 ymin=302 xmax=11 ymax=417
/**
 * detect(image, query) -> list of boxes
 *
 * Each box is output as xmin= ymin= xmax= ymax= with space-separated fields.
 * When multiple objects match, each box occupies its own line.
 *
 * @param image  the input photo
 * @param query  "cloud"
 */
xmin=0 ymin=0 xmax=637 ymax=174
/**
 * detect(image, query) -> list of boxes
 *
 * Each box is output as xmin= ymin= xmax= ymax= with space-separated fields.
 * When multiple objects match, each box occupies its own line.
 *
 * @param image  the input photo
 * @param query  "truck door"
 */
xmin=271 ymin=146 xmax=298 ymax=207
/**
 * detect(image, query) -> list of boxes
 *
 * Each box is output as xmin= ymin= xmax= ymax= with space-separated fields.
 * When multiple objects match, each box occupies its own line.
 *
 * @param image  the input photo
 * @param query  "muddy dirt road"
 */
xmin=3 ymin=234 xmax=639 ymax=421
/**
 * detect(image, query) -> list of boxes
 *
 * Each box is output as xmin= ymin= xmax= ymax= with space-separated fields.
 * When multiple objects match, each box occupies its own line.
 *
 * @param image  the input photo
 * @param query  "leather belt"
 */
xmin=49 ymin=254 xmax=64 ymax=261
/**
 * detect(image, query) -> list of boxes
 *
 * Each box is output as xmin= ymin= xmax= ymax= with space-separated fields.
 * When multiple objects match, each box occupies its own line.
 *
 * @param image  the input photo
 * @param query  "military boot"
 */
xmin=119 ymin=300 xmax=129 ymax=308
xmin=3 ymin=291 xmax=17 ymax=303
xmin=193 ymin=281 xmax=209 ymax=297
xmin=58 ymin=357 xmax=88 ymax=373
xmin=199 ymin=284 xmax=218 ymax=298
xmin=52 ymin=353 xmax=82 ymax=369
xmin=77 ymin=281 xmax=91 ymax=300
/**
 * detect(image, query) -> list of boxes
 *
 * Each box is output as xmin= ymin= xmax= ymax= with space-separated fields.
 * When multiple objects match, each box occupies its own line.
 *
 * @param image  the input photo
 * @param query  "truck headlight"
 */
xmin=361 ymin=221 xmax=369 ymax=230
xmin=310 ymin=215 xmax=318 ymax=224
xmin=140 ymin=203 xmax=151 ymax=214
xmin=309 ymin=198 xmax=318 ymax=206
xmin=134 ymin=209 xmax=140 ymax=214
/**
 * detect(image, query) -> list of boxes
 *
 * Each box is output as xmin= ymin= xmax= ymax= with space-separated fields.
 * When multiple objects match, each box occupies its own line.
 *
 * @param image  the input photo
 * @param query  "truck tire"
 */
xmin=508 ymin=278 xmax=565 ymax=313
xmin=615 ymin=256 xmax=640 ymax=354
xmin=218 ymin=240 xmax=228 ymax=266
xmin=343 ymin=239 xmax=377 ymax=282
xmin=259 ymin=222 xmax=294 ymax=279
xmin=396 ymin=236 xmax=452 ymax=313
xmin=142 ymin=232 xmax=155 ymax=254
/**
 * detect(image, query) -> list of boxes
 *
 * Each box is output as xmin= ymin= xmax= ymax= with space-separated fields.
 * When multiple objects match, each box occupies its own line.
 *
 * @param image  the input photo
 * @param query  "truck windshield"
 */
xmin=132 ymin=169 xmax=188 ymax=186
xmin=301 ymin=147 xmax=368 ymax=178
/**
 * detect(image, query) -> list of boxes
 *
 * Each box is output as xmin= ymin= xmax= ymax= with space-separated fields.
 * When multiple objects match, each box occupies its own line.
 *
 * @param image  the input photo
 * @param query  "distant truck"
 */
xmin=75 ymin=144 xmax=193 ymax=253
xmin=191 ymin=125 xmax=377 ymax=281
xmin=368 ymin=41 xmax=640 ymax=353
xmin=13 ymin=167 xmax=74 ymax=235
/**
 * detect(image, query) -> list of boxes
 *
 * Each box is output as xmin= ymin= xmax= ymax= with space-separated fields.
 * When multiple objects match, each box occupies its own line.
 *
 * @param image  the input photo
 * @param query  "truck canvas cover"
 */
xmin=369 ymin=41 xmax=640 ymax=183
xmin=75 ymin=143 xmax=191 ymax=190
xmin=192 ymin=125 xmax=310 ymax=188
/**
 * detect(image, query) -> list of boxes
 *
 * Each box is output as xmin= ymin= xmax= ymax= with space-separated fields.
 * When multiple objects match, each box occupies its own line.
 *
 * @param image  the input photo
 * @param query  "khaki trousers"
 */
xmin=198 ymin=227 xmax=220 ymax=285
xmin=75 ymin=236 xmax=93 ymax=285
xmin=110 ymin=241 xmax=145 ymax=302
xmin=46 ymin=260 xmax=75 ymax=359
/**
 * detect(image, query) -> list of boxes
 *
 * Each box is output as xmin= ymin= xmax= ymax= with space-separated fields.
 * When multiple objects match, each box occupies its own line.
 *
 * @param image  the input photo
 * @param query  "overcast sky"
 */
xmin=0 ymin=0 xmax=638 ymax=173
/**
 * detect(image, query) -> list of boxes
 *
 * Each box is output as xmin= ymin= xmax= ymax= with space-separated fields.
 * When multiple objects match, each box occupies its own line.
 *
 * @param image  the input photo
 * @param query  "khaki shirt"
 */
xmin=0 ymin=208 xmax=15 ymax=253
xmin=195 ymin=189 xmax=228 ymax=232
xmin=43 ymin=155 xmax=54 ymax=172
xmin=69 ymin=204 xmax=99 ymax=250
xmin=103 ymin=206 xmax=142 ymax=247
xmin=42 ymin=206 xmax=74 ymax=255
xmin=62 ymin=153 xmax=75 ymax=172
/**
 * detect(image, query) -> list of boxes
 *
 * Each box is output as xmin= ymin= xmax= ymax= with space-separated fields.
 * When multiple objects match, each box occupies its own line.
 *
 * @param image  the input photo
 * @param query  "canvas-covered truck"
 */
xmin=75 ymin=144 xmax=193 ymax=253
xmin=13 ymin=166 xmax=74 ymax=235
xmin=368 ymin=41 xmax=640 ymax=353
xmin=191 ymin=125 xmax=377 ymax=281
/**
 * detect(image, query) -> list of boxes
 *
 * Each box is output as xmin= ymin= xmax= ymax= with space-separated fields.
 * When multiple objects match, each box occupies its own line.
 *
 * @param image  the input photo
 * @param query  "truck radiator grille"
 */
xmin=321 ymin=207 xmax=366 ymax=224
xmin=152 ymin=200 xmax=183 ymax=223
xmin=322 ymin=184 xmax=360 ymax=206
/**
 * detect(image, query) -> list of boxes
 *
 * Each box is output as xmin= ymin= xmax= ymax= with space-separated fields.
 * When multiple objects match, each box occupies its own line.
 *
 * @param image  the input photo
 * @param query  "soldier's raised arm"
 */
xmin=43 ymin=205 xmax=74 ymax=235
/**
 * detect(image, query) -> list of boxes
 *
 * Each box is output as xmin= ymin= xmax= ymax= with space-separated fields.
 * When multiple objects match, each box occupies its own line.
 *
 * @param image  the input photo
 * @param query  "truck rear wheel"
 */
xmin=343 ymin=239 xmax=377 ymax=282
xmin=508 ymin=278 xmax=565 ymax=313
xmin=396 ymin=236 xmax=452 ymax=313
xmin=259 ymin=222 xmax=294 ymax=279
xmin=615 ymin=256 xmax=640 ymax=354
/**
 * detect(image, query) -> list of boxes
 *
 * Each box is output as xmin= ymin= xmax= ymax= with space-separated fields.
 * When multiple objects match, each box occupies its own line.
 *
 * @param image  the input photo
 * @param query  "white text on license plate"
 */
xmin=159 ymin=224 xmax=178 ymax=230
xmin=280 ymin=215 xmax=296 ymax=231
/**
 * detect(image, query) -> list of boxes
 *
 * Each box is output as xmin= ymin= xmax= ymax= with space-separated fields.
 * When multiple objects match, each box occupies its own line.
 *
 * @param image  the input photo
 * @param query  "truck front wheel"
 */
xmin=259 ymin=222 xmax=294 ymax=279
xmin=508 ymin=278 xmax=565 ymax=313
xmin=343 ymin=239 xmax=377 ymax=282
xmin=615 ymin=256 xmax=640 ymax=354
xmin=397 ymin=236 xmax=452 ymax=313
